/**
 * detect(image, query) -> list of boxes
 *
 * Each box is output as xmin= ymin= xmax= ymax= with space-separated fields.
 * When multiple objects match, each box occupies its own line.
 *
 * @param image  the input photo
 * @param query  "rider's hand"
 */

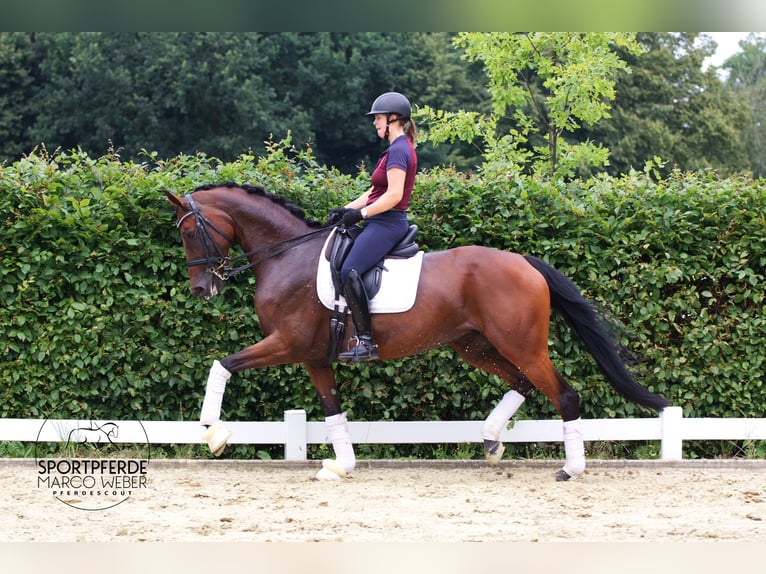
xmin=326 ymin=208 xmax=350 ymax=226
xmin=341 ymin=209 xmax=363 ymax=227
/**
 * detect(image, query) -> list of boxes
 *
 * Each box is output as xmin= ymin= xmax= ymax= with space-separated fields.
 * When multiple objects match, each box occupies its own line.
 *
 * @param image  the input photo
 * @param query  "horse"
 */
xmin=164 ymin=181 xmax=670 ymax=481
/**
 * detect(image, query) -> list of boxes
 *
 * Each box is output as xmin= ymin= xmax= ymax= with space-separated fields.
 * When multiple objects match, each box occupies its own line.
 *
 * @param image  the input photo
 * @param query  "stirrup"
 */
xmin=338 ymin=337 xmax=379 ymax=364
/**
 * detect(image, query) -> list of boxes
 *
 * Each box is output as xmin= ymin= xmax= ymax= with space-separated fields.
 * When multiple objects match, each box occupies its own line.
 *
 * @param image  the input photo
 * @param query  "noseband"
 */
xmin=177 ymin=193 xmax=332 ymax=282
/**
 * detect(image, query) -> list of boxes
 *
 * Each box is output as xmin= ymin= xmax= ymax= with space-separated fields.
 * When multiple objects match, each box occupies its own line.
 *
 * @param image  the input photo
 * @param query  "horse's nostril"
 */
xmin=191 ymin=285 xmax=206 ymax=298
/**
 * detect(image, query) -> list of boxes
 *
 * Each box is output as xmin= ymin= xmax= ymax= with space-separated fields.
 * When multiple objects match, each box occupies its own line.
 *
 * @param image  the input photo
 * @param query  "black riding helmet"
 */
xmin=367 ymin=92 xmax=411 ymax=119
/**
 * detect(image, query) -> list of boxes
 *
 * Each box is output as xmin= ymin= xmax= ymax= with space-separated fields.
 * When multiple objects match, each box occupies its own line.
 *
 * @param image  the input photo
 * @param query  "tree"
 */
xmin=250 ymin=32 xmax=486 ymax=173
xmin=416 ymin=33 xmax=643 ymax=180
xmin=724 ymin=33 xmax=766 ymax=177
xmin=25 ymin=33 xmax=302 ymax=162
xmin=0 ymin=33 xmax=48 ymax=162
xmin=0 ymin=33 xmax=486 ymax=174
xmin=579 ymin=33 xmax=751 ymax=176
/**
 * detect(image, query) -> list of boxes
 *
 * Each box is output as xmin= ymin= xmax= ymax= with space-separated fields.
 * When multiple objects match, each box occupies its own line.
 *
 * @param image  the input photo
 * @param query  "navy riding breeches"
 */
xmin=340 ymin=210 xmax=409 ymax=285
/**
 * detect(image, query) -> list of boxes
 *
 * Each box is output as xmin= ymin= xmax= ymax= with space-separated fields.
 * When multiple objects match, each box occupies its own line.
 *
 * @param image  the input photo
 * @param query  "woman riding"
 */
xmin=328 ymin=91 xmax=418 ymax=363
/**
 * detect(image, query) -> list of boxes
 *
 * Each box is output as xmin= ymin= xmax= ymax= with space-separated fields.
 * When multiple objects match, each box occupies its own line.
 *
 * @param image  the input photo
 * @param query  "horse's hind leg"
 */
xmin=449 ymin=333 xmax=535 ymax=465
xmin=457 ymin=333 xmax=586 ymax=481
xmin=456 ymin=332 xmax=586 ymax=480
xmin=519 ymin=356 xmax=585 ymax=481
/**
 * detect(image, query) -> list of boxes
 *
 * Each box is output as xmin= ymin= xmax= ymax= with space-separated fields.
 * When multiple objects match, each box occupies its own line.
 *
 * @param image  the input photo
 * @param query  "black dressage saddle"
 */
xmin=324 ymin=224 xmax=419 ymax=364
xmin=327 ymin=224 xmax=419 ymax=300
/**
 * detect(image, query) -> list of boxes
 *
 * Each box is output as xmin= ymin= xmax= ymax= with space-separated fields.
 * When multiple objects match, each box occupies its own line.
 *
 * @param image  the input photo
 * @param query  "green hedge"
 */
xmin=415 ymin=166 xmax=766 ymax=423
xmin=2 ymin=145 xmax=764 ymax=458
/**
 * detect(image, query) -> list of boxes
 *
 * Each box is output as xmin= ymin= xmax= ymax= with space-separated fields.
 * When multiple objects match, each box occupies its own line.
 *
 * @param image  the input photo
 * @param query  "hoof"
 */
xmin=202 ymin=422 xmax=231 ymax=457
xmin=555 ymin=469 xmax=572 ymax=482
xmin=315 ymin=459 xmax=348 ymax=481
xmin=315 ymin=467 xmax=343 ymax=481
xmin=483 ymin=439 xmax=505 ymax=466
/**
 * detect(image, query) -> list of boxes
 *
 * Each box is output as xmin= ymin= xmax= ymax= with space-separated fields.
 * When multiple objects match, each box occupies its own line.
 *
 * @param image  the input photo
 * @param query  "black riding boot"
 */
xmin=338 ymin=269 xmax=379 ymax=363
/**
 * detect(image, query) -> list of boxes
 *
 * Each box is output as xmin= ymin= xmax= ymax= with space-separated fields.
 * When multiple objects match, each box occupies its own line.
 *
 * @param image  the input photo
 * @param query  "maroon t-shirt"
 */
xmin=367 ymin=135 xmax=417 ymax=211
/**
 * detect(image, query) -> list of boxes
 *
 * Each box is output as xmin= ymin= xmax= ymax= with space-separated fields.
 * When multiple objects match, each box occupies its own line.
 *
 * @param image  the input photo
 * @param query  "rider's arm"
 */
xmin=345 ymin=187 xmax=373 ymax=210
xmin=363 ymin=168 xmax=404 ymax=217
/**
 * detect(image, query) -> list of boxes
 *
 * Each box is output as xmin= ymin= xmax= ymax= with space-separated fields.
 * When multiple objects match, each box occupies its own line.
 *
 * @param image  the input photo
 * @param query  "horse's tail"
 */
xmin=524 ymin=255 xmax=670 ymax=411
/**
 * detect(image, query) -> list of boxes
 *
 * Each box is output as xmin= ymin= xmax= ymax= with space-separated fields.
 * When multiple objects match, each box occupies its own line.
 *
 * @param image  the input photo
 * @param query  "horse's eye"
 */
xmin=183 ymin=230 xmax=197 ymax=241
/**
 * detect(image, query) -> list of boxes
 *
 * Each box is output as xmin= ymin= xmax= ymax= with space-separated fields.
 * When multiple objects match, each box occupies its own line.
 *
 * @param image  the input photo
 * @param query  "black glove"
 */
xmin=326 ymin=207 xmax=350 ymax=226
xmin=341 ymin=208 xmax=363 ymax=227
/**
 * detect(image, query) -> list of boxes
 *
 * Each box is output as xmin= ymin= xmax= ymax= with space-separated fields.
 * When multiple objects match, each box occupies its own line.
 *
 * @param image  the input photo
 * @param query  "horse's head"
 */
xmin=164 ymin=190 xmax=235 ymax=299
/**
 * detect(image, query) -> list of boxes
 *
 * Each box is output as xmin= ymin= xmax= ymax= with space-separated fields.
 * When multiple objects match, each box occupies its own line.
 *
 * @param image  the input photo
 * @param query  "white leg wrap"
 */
xmin=319 ymin=412 xmax=355 ymax=478
xmin=199 ymin=360 xmax=232 ymax=426
xmin=562 ymin=418 xmax=586 ymax=479
xmin=482 ymin=390 xmax=526 ymax=440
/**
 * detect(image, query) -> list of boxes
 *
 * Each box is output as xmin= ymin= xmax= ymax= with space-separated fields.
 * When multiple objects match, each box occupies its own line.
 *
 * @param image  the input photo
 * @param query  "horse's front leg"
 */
xmin=199 ymin=359 xmax=233 ymax=455
xmin=305 ymin=362 xmax=356 ymax=481
xmin=198 ymin=332 xmax=298 ymax=456
xmin=197 ymin=333 xmax=355 ymax=480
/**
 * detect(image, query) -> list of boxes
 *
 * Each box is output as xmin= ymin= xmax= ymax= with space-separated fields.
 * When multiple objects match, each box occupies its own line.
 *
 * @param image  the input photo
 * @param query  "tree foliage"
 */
xmin=724 ymin=33 xmax=766 ymax=177
xmin=580 ymin=33 xmax=752 ymax=177
xmin=2 ymin=32 xmax=763 ymax=179
xmin=417 ymin=33 xmax=643 ymax=180
xmin=0 ymin=32 xmax=480 ymax=174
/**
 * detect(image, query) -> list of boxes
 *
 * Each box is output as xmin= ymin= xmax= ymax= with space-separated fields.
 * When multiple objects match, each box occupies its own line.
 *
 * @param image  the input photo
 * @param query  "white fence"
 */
xmin=2 ymin=406 xmax=766 ymax=460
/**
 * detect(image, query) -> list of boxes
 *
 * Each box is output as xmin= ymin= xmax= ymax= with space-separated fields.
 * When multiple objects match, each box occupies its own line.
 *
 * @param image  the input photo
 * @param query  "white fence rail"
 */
xmin=2 ymin=407 xmax=766 ymax=461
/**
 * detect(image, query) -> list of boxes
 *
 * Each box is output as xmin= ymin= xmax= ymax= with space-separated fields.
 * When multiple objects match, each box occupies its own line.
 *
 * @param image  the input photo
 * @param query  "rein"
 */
xmin=179 ymin=193 xmax=331 ymax=281
xmin=224 ymin=227 xmax=331 ymax=279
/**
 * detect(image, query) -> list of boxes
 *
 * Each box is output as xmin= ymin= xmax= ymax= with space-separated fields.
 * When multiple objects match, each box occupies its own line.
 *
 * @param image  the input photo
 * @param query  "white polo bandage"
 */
xmin=325 ymin=412 xmax=356 ymax=474
xmin=199 ymin=360 xmax=232 ymax=426
xmin=562 ymin=418 xmax=586 ymax=478
xmin=482 ymin=390 xmax=526 ymax=440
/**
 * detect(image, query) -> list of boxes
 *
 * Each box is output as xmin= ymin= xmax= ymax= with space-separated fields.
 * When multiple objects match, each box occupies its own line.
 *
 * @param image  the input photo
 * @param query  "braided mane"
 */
xmin=193 ymin=181 xmax=323 ymax=228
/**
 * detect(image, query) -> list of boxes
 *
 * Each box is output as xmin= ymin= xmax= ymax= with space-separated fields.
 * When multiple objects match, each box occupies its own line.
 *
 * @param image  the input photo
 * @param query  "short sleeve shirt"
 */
xmin=367 ymin=135 xmax=417 ymax=211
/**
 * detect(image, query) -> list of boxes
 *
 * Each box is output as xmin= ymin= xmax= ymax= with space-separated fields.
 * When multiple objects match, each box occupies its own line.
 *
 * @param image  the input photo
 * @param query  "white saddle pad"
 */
xmin=316 ymin=230 xmax=424 ymax=314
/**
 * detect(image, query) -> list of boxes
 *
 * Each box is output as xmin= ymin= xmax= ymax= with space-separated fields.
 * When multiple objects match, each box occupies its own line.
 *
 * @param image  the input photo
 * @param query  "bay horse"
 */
xmin=164 ymin=182 xmax=669 ymax=481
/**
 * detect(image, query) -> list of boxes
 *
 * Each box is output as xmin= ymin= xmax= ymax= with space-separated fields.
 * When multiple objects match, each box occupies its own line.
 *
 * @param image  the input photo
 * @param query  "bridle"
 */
xmin=176 ymin=194 xmax=234 ymax=280
xmin=177 ymin=193 xmax=331 ymax=281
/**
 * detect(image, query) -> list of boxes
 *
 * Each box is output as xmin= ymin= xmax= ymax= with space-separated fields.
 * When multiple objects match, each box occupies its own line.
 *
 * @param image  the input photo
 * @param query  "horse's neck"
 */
xmin=237 ymin=218 xmax=313 ymax=254
xmin=230 ymin=204 xmax=322 ymax=281
xmin=211 ymin=189 xmax=320 ymax=271
xmin=226 ymin=195 xmax=306 ymax=250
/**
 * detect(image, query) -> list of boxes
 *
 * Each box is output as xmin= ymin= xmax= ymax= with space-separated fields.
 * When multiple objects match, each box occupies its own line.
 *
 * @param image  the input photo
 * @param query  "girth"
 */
xmin=327 ymin=224 xmax=419 ymax=300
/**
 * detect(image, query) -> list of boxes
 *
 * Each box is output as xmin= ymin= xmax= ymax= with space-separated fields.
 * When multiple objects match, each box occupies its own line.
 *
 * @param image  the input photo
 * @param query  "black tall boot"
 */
xmin=338 ymin=269 xmax=379 ymax=363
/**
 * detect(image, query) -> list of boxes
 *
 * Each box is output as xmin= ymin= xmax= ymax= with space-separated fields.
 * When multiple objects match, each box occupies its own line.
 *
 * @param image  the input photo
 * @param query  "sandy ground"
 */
xmin=2 ymin=459 xmax=765 ymax=543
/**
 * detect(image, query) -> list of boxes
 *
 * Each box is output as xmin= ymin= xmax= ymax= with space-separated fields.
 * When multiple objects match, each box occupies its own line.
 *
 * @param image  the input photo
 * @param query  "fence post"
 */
xmin=284 ymin=409 xmax=308 ymax=461
xmin=660 ymin=406 xmax=683 ymax=460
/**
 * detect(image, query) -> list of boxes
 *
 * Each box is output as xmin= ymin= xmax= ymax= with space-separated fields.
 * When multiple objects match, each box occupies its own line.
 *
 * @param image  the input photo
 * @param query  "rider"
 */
xmin=328 ymin=91 xmax=418 ymax=363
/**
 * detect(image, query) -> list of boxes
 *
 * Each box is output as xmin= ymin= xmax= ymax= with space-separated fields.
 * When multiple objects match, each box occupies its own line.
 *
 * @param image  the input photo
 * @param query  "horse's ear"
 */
xmin=163 ymin=190 xmax=188 ymax=211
